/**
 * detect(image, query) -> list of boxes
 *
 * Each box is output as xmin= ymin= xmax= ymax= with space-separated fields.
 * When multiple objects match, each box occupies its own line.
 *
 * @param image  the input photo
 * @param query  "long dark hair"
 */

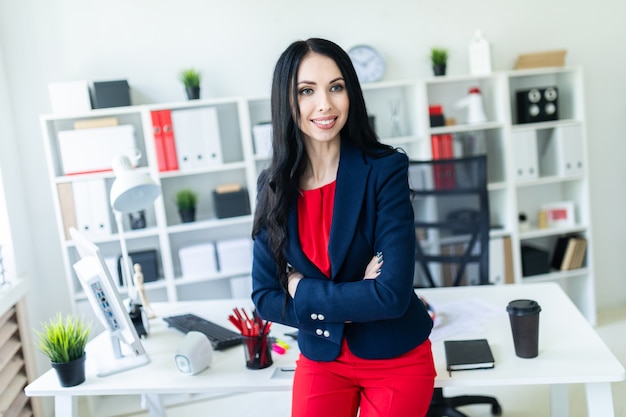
xmin=252 ymin=38 xmax=393 ymax=291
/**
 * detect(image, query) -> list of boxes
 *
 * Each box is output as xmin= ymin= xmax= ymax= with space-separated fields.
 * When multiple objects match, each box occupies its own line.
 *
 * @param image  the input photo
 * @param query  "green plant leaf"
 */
xmin=175 ymin=188 xmax=199 ymax=210
xmin=35 ymin=313 xmax=92 ymax=363
xmin=430 ymin=47 xmax=449 ymax=65
xmin=178 ymin=68 xmax=201 ymax=88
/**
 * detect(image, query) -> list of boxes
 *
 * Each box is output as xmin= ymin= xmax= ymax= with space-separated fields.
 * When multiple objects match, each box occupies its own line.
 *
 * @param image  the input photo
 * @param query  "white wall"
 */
xmin=1 ymin=0 xmax=625 ymax=379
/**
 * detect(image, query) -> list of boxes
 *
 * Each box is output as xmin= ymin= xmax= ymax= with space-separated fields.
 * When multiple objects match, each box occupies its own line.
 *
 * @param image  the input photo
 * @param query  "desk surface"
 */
xmin=26 ymin=282 xmax=625 ymax=397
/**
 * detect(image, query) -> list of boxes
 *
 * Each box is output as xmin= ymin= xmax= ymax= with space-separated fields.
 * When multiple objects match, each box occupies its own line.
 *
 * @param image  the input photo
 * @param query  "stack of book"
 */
xmin=551 ymin=236 xmax=588 ymax=271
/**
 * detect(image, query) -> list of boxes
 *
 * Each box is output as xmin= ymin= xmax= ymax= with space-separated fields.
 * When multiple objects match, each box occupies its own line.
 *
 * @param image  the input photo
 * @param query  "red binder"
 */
xmin=150 ymin=111 xmax=168 ymax=172
xmin=431 ymin=134 xmax=455 ymax=189
xmin=159 ymin=109 xmax=179 ymax=171
xmin=431 ymin=134 xmax=454 ymax=159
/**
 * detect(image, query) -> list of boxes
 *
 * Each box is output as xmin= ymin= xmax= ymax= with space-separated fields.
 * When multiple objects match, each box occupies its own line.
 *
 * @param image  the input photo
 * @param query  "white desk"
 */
xmin=25 ymin=283 xmax=625 ymax=417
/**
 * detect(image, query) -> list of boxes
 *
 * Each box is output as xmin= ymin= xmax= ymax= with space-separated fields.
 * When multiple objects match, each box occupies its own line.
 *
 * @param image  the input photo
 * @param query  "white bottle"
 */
xmin=455 ymin=87 xmax=487 ymax=124
xmin=469 ymin=30 xmax=492 ymax=75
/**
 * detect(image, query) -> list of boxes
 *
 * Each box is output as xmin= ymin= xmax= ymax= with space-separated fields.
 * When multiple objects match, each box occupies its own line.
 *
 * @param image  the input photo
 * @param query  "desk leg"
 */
xmin=585 ymin=382 xmax=615 ymax=417
xmin=550 ymin=385 xmax=569 ymax=416
xmin=56 ymin=395 xmax=77 ymax=417
xmin=142 ymin=393 xmax=167 ymax=417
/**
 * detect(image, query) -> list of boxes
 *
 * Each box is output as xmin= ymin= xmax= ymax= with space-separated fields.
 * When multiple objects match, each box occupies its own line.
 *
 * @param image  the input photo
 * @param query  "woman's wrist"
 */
xmin=287 ymin=270 xmax=303 ymax=298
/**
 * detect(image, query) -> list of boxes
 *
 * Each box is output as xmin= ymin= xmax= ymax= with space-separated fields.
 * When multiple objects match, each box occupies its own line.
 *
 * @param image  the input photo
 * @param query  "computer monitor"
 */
xmin=70 ymin=227 xmax=150 ymax=377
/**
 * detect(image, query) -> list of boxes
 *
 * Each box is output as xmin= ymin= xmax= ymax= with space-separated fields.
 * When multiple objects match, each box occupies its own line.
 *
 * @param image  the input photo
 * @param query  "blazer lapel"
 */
xmin=328 ymin=141 xmax=370 ymax=280
xmin=284 ymin=141 xmax=370 ymax=280
xmin=286 ymin=194 xmax=323 ymax=278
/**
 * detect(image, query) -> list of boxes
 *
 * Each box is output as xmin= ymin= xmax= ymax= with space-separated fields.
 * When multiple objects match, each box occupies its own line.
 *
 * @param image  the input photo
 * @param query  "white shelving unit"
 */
xmin=41 ymin=66 xmax=595 ymax=325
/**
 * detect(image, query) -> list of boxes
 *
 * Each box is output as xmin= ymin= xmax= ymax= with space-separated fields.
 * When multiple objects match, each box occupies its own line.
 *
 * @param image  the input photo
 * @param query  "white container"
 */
xmin=216 ymin=238 xmax=253 ymax=275
xmin=48 ymin=80 xmax=92 ymax=114
xmin=468 ymin=30 xmax=492 ymax=75
xmin=179 ymin=243 xmax=218 ymax=279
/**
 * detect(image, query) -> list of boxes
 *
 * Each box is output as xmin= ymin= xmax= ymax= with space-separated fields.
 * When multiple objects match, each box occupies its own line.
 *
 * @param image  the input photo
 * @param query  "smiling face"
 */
xmin=295 ymin=52 xmax=349 ymax=147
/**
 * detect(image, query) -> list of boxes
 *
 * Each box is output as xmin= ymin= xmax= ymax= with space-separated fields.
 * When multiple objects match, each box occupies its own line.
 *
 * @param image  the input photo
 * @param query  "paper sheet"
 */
xmin=426 ymin=298 xmax=502 ymax=343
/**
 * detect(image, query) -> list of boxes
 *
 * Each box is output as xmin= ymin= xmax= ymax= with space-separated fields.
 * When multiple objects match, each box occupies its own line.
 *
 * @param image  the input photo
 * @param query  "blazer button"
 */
xmin=323 ymin=330 xmax=330 ymax=338
xmin=310 ymin=313 xmax=318 ymax=320
xmin=318 ymin=314 xmax=325 ymax=321
xmin=316 ymin=328 xmax=323 ymax=336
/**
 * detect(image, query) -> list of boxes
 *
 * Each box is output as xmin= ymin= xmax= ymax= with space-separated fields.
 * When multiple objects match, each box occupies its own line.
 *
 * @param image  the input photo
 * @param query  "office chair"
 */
xmin=408 ymin=155 xmax=502 ymax=417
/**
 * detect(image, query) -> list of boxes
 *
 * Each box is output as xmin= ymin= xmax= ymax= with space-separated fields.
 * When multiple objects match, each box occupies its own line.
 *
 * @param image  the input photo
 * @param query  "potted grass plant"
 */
xmin=35 ymin=313 xmax=91 ymax=387
xmin=179 ymin=67 xmax=202 ymax=100
xmin=176 ymin=188 xmax=199 ymax=223
xmin=430 ymin=47 xmax=449 ymax=76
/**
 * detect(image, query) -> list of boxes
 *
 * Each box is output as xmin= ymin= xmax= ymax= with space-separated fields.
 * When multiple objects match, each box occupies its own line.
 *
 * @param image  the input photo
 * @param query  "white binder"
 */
xmin=171 ymin=107 xmax=223 ymax=170
xmin=511 ymin=130 xmax=538 ymax=182
xmin=71 ymin=179 xmax=111 ymax=239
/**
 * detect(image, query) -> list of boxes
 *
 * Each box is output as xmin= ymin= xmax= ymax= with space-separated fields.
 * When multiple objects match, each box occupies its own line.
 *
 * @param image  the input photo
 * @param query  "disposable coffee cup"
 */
xmin=506 ymin=299 xmax=541 ymax=358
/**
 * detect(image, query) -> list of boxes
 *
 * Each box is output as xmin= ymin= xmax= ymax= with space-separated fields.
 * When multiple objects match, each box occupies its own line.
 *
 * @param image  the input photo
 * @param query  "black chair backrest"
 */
xmin=408 ymin=155 xmax=490 ymax=287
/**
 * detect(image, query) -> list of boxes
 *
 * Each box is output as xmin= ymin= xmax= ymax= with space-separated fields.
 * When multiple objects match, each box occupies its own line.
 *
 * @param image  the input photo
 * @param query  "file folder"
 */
xmin=171 ymin=107 xmax=223 ymax=170
xmin=71 ymin=179 xmax=111 ymax=238
xmin=160 ymin=110 xmax=179 ymax=171
xmin=150 ymin=111 xmax=169 ymax=172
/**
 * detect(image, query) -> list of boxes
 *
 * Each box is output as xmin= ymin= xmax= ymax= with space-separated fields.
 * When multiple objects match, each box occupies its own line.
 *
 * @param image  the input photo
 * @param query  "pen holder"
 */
xmin=243 ymin=335 xmax=273 ymax=370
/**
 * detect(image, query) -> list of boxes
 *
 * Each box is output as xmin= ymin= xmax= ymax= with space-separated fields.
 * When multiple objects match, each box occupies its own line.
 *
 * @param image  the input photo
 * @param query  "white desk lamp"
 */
xmin=109 ymin=154 xmax=160 ymax=306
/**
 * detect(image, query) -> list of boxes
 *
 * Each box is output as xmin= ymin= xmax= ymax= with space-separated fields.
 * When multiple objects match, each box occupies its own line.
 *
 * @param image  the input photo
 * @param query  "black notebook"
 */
xmin=444 ymin=339 xmax=495 ymax=375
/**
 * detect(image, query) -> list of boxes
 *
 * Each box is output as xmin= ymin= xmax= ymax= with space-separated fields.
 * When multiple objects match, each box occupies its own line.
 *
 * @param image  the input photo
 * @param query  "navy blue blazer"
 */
xmin=252 ymin=140 xmax=433 ymax=361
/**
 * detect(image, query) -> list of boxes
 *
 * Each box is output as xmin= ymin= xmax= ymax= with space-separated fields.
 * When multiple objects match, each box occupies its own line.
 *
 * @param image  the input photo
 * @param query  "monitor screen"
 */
xmin=70 ymin=227 xmax=150 ymax=376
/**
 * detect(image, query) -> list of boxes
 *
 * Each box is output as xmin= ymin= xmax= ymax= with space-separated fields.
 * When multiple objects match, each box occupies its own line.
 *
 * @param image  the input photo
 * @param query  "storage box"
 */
xmin=91 ymin=80 xmax=131 ymax=109
xmin=521 ymin=245 xmax=550 ymax=277
xmin=48 ymin=80 xmax=92 ymax=114
xmin=57 ymin=124 xmax=137 ymax=175
xmin=230 ymin=275 xmax=252 ymax=299
xmin=117 ymin=249 xmax=159 ymax=286
xmin=213 ymin=186 xmax=251 ymax=219
xmin=179 ymin=243 xmax=218 ymax=279
xmin=216 ymin=238 xmax=253 ymax=274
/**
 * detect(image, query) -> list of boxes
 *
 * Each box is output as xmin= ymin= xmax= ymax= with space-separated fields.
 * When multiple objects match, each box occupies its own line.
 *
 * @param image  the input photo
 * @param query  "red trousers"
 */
xmin=292 ymin=339 xmax=435 ymax=417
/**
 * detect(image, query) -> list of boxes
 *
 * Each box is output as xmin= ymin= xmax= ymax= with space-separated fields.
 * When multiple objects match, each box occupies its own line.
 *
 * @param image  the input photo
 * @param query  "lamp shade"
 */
xmin=110 ymin=155 xmax=161 ymax=213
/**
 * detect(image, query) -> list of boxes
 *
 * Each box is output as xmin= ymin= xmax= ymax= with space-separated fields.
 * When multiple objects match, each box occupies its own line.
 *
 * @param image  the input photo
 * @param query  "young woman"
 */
xmin=251 ymin=38 xmax=435 ymax=417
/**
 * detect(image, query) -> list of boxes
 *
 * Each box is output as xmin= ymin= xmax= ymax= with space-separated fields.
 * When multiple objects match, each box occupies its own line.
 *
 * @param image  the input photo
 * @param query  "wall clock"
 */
xmin=348 ymin=44 xmax=385 ymax=83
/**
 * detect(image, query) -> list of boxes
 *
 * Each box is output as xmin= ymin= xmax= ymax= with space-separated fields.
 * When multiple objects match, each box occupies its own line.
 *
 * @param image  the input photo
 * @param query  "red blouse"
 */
xmin=297 ymin=180 xmax=336 ymax=278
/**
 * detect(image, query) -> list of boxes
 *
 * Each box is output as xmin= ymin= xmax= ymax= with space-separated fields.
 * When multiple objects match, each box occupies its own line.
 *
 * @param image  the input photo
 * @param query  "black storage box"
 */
xmin=91 ymin=80 xmax=131 ymax=109
xmin=521 ymin=245 xmax=550 ymax=277
xmin=117 ymin=249 xmax=159 ymax=286
xmin=213 ymin=188 xmax=251 ymax=219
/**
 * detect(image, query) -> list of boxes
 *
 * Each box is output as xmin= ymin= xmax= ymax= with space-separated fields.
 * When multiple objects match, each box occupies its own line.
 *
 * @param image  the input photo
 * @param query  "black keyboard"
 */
xmin=163 ymin=313 xmax=242 ymax=350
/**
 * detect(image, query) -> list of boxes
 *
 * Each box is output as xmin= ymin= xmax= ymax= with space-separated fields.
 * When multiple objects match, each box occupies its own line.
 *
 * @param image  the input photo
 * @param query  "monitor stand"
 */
xmin=94 ymin=334 xmax=150 ymax=377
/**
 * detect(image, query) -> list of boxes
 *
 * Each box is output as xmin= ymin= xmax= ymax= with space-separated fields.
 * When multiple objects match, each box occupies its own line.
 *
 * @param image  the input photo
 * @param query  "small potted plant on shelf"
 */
xmin=430 ymin=47 xmax=449 ymax=76
xmin=176 ymin=188 xmax=198 ymax=223
xmin=35 ymin=313 xmax=91 ymax=387
xmin=178 ymin=67 xmax=202 ymax=100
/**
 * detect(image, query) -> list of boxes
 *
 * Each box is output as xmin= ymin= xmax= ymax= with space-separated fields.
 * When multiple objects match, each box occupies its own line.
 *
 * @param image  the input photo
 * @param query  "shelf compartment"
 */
xmin=508 ymin=67 xmax=583 ymax=124
xmin=42 ymin=110 xmax=147 ymax=178
xmin=160 ymin=168 xmax=250 ymax=226
xmin=362 ymin=82 xmax=419 ymax=140
xmin=516 ymin=179 xmax=587 ymax=231
xmin=425 ymin=76 xmax=506 ymax=128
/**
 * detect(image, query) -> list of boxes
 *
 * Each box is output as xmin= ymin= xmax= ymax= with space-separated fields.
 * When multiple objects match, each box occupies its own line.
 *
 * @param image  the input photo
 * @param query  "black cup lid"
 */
xmin=506 ymin=299 xmax=541 ymax=315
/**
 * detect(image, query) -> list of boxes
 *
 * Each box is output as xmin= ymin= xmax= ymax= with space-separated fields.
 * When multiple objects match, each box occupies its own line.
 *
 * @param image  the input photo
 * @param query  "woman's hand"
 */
xmin=363 ymin=252 xmax=383 ymax=280
xmin=287 ymin=270 xmax=304 ymax=298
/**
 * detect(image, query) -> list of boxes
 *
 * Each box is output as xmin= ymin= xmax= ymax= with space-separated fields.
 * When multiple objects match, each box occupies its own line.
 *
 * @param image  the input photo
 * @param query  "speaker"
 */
xmin=175 ymin=331 xmax=213 ymax=375
xmin=516 ymin=86 xmax=558 ymax=124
